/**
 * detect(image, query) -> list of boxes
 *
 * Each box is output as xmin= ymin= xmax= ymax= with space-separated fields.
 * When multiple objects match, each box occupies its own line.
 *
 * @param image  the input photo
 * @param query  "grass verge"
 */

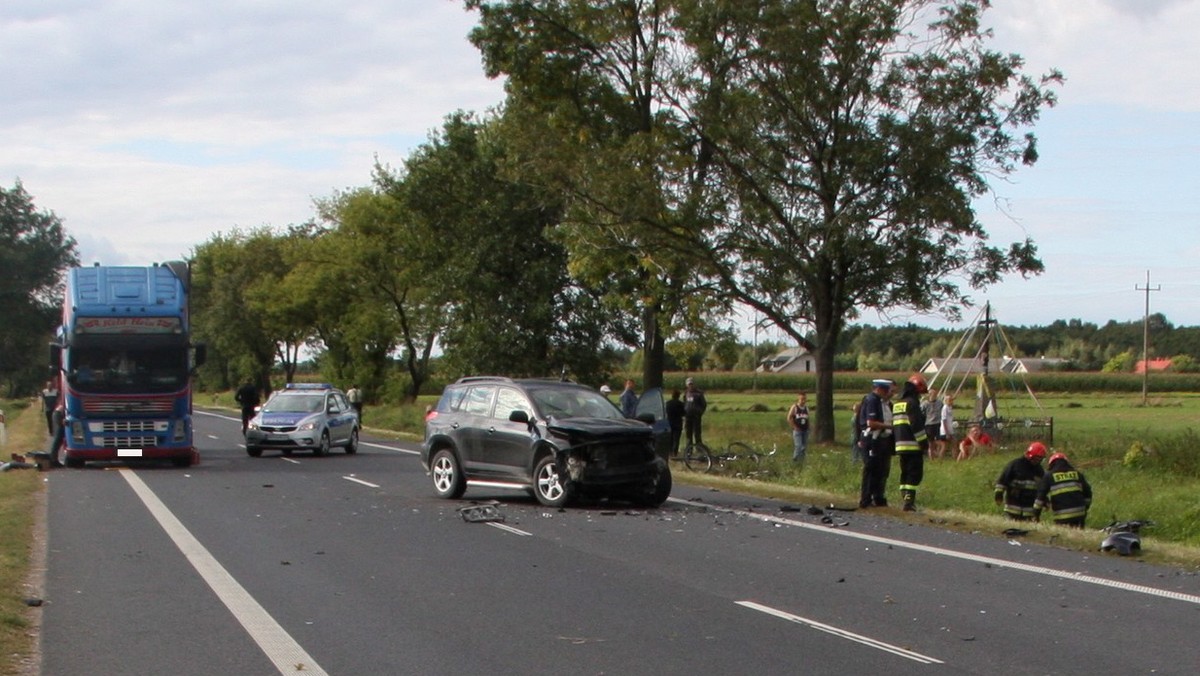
xmin=0 ymin=400 xmax=45 ymax=676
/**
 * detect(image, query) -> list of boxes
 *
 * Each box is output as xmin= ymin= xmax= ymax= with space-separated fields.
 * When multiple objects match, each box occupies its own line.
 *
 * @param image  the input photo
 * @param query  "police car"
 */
xmin=245 ymin=383 xmax=360 ymax=457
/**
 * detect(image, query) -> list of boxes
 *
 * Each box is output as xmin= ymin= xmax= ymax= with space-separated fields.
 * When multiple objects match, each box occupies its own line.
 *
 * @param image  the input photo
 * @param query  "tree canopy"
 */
xmin=0 ymin=181 xmax=77 ymax=396
xmin=466 ymin=0 xmax=1060 ymax=440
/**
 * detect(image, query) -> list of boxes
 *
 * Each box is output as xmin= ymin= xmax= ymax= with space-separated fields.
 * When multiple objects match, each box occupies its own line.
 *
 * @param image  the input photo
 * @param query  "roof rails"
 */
xmin=455 ymin=376 xmax=514 ymax=384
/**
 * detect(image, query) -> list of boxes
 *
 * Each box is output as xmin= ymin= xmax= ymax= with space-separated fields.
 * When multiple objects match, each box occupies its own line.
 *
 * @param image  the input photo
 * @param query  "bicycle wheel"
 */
xmin=683 ymin=443 xmax=713 ymax=472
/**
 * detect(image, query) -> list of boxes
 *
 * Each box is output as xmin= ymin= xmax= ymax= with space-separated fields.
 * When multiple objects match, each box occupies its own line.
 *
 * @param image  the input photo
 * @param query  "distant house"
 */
xmin=1135 ymin=358 xmax=1172 ymax=374
xmin=921 ymin=355 xmax=1072 ymax=376
xmin=758 ymin=346 xmax=816 ymax=373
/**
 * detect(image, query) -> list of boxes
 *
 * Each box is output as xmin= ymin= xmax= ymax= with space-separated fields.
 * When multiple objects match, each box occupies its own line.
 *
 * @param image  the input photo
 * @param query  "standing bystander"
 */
xmin=347 ymin=384 xmax=364 ymax=423
xmin=849 ymin=401 xmax=863 ymax=463
xmin=683 ymin=377 xmax=707 ymax=448
xmin=787 ymin=392 xmax=810 ymax=463
xmin=940 ymin=394 xmax=957 ymax=456
xmin=41 ymin=379 xmax=59 ymax=436
xmin=235 ymin=381 xmax=260 ymax=435
xmin=922 ymin=387 xmax=944 ymax=459
xmin=665 ymin=389 xmax=685 ymax=457
xmin=619 ymin=379 xmax=639 ymax=418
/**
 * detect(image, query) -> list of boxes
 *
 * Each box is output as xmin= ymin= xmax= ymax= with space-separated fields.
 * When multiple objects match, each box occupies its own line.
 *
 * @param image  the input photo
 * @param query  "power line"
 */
xmin=1136 ymin=270 xmax=1161 ymax=405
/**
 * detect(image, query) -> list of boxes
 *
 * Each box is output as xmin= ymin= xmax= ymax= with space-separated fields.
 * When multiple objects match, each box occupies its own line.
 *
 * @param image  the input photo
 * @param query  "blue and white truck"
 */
xmin=49 ymin=262 xmax=206 ymax=467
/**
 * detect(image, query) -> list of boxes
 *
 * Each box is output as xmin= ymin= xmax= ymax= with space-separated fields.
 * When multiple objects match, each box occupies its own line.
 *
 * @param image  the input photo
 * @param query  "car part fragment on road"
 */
xmin=459 ymin=502 xmax=505 ymax=523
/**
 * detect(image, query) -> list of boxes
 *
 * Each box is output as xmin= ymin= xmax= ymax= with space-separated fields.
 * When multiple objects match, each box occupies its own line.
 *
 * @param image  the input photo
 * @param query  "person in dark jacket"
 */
xmin=1033 ymin=451 xmax=1092 ymax=528
xmin=683 ymin=377 xmax=707 ymax=447
xmin=994 ymin=441 xmax=1047 ymax=520
xmin=858 ymin=378 xmax=894 ymax=508
xmin=235 ymin=381 xmax=261 ymax=435
xmin=665 ymin=389 xmax=685 ymax=457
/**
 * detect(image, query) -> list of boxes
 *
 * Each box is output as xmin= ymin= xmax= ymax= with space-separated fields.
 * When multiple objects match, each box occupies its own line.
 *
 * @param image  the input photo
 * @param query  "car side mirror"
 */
xmin=509 ymin=410 xmax=530 ymax=424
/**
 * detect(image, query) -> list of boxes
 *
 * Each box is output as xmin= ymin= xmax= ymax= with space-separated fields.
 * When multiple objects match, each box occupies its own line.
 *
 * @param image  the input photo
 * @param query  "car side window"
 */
xmin=462 ymin=386 xmax=495 ymax=416
xmin=494 ymin=387 xmax=533 ymax=421
xmin=332 ymin=392 xmax=350 ymax=413
xmin=439 ymin=387 xmax=468 ymax=413
xmin=326 ymin=394 xmax=342 ymax=414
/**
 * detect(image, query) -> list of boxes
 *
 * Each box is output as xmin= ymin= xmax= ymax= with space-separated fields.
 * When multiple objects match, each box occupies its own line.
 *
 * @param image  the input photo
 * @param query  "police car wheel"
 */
xmin=314 ymin=431 xmax=330 ymax=457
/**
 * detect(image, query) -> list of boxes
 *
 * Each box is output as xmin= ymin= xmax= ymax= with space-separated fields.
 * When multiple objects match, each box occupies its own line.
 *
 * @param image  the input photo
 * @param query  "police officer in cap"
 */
xmin=858 ymin=378 xmax=895 ymax=508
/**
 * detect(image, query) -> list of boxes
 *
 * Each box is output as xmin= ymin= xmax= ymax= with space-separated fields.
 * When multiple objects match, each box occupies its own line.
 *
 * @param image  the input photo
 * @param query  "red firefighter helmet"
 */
xmin=907 ymin=373 xmax=929 ymax=394
xmin=1048 ymin=452 xmax=1068 ymax=465
xmin=1025 ymin=442 xmax=1047 ymax=461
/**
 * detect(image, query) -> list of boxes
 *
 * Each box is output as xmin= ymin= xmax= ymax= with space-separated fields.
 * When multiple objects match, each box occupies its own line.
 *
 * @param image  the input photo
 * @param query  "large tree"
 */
xmin=190 ymin=228 xmax=313 ymax=393
xmin=395 ymin=112 xmax=624 ymax=382
xmin=466 ymin=0 xmax=726 ymax=389
xmin=0 ymin=181 xmax=78 ymax=396
xmin=675 ymin=0 xmax=1057 ymax=440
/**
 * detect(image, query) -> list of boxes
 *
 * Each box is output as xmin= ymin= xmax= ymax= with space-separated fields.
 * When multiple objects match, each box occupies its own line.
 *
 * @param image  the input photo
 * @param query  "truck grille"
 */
xmin=83 ymin=397 xmax=174 ymax=415
xmin=99 ymin=436 xmax=158 ymax=448
xmin=98 ymin=420 xmax=165 ymax=433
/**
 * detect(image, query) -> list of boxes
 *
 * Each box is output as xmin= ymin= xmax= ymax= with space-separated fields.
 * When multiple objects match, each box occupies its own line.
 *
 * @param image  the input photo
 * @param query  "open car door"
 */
xmin=634 ymin=387 xmax=672 ymax=459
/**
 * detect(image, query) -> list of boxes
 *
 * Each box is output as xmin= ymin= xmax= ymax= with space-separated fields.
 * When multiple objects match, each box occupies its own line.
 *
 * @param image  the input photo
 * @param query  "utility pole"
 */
xmin=1136 ymin=270 xmax=1161 ymax=406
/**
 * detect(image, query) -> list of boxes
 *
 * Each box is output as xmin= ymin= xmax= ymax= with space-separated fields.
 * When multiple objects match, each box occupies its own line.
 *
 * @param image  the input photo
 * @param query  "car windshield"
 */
xmin=528 ymin=386 xmax=622 ymax=420
xmin=264 ymin=393 xmax=325 ymax=414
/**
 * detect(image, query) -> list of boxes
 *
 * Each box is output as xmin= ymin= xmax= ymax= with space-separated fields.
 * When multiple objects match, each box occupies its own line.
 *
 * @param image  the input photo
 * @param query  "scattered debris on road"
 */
xmin=459 ymin=501 xmax=505 ymax=523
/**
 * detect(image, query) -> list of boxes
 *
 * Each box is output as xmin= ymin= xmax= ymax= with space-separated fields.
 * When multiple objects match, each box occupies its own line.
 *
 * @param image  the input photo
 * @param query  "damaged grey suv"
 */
xmin=422 ymin=377 xmax=672 ymax=508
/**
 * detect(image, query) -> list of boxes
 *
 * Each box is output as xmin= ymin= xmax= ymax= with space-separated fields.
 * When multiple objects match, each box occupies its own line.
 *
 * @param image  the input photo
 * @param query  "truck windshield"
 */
xmin=67 ymin=343 xmax=189 ymax=394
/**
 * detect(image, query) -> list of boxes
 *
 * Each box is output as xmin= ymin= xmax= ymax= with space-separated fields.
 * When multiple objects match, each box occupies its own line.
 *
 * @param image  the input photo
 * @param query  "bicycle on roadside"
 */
xmin=683 ymin=441 xmax=776 ymax=474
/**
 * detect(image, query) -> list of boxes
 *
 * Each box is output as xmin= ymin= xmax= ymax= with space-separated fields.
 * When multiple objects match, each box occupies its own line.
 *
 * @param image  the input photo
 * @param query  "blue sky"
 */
xmin=3 ymin=0 xmax=1198 ymax=334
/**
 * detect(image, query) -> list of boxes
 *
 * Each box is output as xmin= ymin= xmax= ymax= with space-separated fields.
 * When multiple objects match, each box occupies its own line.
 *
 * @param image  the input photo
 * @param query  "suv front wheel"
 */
xmin=533 ymin=455 xmax=574 ymax=508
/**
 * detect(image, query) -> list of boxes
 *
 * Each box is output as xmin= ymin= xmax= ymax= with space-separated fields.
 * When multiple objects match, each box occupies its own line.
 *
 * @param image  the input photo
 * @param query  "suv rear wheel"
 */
xmin=533 ymin=455 xmax=573 ymax=507
xmin=431 ymin=449 xmax=466 ymax=499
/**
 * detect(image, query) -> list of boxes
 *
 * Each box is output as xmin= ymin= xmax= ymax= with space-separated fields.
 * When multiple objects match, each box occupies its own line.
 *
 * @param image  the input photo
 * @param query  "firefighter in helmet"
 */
xmin=1033 ymin=451 xmax=1092 ymax=528
xmin=892 ymin=373 xmax=929 ymax=511
xmin=994 ymin=441 xmax=1047 ymax=520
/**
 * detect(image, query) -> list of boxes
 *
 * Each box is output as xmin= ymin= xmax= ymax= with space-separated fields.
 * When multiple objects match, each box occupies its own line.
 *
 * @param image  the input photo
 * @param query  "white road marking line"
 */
xmin=280 ymin=457 xmax=301 ymax=465
xmin=119 ymin=470 xmax=328 ymax=676
xmin=206 ymin=434 xmax=220 ymax=440
xmin=343 ymin=476 xmax=380 ymax=488
xmin=359 ymin=441 xmax=418 ymax=455
xmin=737 ymin=601 xmax=943 ymax=664
xmin=488 ymin=522 xmax=532 ymax=536
xmin=668 ymin=497 xmax=1200 ymax=606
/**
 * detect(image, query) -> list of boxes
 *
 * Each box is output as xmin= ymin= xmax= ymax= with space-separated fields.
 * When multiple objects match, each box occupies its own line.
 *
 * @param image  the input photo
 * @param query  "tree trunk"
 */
xmin=641 ymin=305 xmax=665 ymax=389
xmin=813 ymin=339 xmax=838 ymax=444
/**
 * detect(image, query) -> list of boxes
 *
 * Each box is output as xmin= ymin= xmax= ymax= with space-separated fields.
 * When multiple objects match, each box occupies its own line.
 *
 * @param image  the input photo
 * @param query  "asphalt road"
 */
xmin=37 ymin=410 xmax=1200 ymax=675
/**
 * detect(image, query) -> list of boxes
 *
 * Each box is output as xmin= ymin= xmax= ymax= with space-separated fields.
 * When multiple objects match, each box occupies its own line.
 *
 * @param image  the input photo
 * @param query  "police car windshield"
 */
xmin=265 ymin=393 xmax=325 ymax=414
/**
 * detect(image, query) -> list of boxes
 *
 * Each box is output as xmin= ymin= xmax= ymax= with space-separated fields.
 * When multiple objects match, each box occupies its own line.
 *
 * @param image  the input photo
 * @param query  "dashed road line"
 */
xmin=738 ymin=601 xmax=943 ymax=664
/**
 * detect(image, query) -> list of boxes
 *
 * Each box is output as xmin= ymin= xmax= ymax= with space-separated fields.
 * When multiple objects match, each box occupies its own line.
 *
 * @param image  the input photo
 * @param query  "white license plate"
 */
xmin=117 ymin=448 xmax=143 ymax=457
